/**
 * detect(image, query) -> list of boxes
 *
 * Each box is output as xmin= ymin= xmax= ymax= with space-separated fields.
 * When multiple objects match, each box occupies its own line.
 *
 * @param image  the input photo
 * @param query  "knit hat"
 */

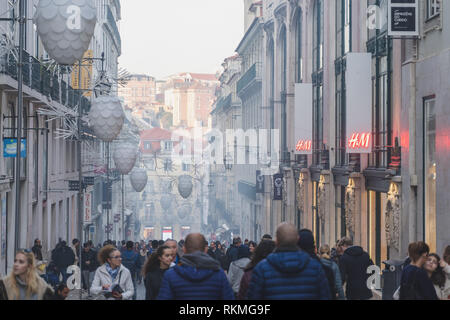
xmin=237 ymin=246 xmax=251 ymax=259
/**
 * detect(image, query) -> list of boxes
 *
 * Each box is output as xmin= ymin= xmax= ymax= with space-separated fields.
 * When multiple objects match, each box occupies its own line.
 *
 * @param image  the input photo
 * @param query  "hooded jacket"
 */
xmin=339 ymin=246 xmax=374 ymax=300
xmin=90 ymin=264 xmax=134 ymax=300
xmin=228 ymin=257 xmax=251 ymax=294
xmin=0 ymin=275 xmax=54 ymax=300
xmin=247 ymin=247 xmax=331 ymax=300
xmin=157 ymin=251 xmax=234 ymax=300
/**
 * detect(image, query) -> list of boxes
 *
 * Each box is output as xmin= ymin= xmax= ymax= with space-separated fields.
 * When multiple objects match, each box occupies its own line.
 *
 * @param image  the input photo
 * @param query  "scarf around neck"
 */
xmin=105 ymin=263 xmax=119 ymax=281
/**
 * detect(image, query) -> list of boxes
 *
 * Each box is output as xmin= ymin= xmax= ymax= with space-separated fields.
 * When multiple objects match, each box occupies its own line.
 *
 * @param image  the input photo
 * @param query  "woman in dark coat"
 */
xmin=143 ymin=245 xmax=172 ymax=300
xmin=238 ymin=240 xmax=275 ymax=300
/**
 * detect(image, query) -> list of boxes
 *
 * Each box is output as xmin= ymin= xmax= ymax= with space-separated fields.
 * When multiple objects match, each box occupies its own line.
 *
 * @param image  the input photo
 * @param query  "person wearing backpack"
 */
xmin=297 ymin=229 xmax=337 ymax=300
xmin=121 ymin=241 xmax=141 ymax=300
xmin=319 ymin=244 xmax=346 ymax=300
xmin=399 ymin=242 xmax=438 ymax=300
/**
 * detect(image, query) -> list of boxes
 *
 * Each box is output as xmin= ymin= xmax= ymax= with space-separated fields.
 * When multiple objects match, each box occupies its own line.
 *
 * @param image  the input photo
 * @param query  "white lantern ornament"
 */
xmin=33 ymin=0 xmax=97 ymax=65
xmin=130 ymin=168 xmax=148 ymax=193
xmin=113 ymin=142 xmax=138 ymax=175
xmin=89 ymin=96 xmax=125 ymax=143
xmin=160 ymin=194 xmax=173 ymax=212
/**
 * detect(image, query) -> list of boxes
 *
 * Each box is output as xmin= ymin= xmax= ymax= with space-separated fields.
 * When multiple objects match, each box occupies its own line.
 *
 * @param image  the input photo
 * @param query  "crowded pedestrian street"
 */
xmin=0 ymin=0 xmax=449 ymax=309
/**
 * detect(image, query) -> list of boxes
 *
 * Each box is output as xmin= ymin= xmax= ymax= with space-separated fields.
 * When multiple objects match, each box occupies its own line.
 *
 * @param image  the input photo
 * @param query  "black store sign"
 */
xmin=388 ymin=0 xmax=418 ymax=36
xmin=273 ymin=174 xmax=283 ymax=201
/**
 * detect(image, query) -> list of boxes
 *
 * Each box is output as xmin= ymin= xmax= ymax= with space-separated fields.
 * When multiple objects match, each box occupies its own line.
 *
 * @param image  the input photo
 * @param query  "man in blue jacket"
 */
xmin=247 ymin=223 xmax=331 ymax=300
xmin=157 ymin=233 xmax=234 ymax=300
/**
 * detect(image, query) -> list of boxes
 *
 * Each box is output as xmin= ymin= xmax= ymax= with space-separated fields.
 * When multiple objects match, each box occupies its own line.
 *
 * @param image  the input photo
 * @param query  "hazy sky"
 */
xmin=119 ymin=0 xmax=244 ymax=80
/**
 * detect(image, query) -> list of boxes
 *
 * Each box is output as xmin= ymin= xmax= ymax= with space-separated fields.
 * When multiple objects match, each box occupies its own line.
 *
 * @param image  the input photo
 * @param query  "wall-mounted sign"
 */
xmin=346 ymin=53 xmax=373 ymax=154
xmin=295 ymin=140 xmax=312 ymax=152
xmin=348 ymin=133 xmax=372 ymax=151
xmin=256 ymin=170 xmax=264 ymax=193
xmin=84 ymin=193 xmax=92 ymax=224
xmin=273 ymin=174 xmax=283 ymax=201
xmin=388 ymin=0 xmax=419 ymax=37
xmin=294 ymin=83 xmax=313 ymax=155
xmin=69 ymin=180 xmax=81 ymax=191
xmin=83 ymin=176 xmax=95 ymax=186
xmin=3 ymin=138 xmax=26 ymax=158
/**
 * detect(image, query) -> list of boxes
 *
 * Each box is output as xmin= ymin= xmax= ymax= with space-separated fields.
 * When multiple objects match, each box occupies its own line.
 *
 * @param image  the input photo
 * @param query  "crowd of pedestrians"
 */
xmin=0 ymin=225 xmax=448 ymax=300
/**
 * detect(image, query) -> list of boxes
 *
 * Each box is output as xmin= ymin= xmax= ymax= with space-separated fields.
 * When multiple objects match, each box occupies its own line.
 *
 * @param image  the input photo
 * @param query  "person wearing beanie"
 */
xmin=227 ymin=246 xmax=251 ymax=296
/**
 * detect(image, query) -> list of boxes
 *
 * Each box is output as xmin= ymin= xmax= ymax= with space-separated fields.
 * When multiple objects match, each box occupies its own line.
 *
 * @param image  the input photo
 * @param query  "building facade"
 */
xmin=0 ymin=0 xmax=122 ymax=274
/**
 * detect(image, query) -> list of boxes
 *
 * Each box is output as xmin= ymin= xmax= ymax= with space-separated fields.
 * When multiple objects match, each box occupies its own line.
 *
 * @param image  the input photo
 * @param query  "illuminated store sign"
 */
xmin=294 ymin=83 xmax=313 ymax=155
xmin=348 ymin=133 xmax=371 ymax=150
xmin=346 ymin=53 xmax=373 ymax=154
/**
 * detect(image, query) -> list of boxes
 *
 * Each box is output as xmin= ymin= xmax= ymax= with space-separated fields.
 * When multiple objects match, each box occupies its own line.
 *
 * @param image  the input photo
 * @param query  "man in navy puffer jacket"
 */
xmin=157 ymin=233 xmax=234 ymax=300
xmin=247 ymin=223 xmax=331 ymax=300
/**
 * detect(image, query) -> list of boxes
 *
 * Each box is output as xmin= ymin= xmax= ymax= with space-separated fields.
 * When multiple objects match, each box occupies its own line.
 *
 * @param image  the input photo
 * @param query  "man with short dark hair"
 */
xmin=225 ymin=237 xmax=241 ymax=271
xmin=399 ymin=242 xmax=438 ymax=300
xmin=157 ymin=233 xmax=234 ymax=300
xmin=338 ymin=237 xmax=374 ymax=300
xmin=247 ymin=223 xmax=330 ymax=300
xmin=121 ymin=241 xmax=141 ymax=300
xmin=261 ymin=234 xmax=273 ymax=241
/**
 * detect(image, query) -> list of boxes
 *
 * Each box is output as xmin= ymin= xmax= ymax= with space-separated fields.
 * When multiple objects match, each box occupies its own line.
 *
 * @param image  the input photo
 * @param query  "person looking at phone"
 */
xmin=90 ymin=245 xmax=134 ymax=300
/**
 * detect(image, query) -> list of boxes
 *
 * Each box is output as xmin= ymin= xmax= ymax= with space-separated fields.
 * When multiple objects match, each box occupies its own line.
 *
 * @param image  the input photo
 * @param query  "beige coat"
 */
xmin=0 ymin=274 xmax=54 ymax=300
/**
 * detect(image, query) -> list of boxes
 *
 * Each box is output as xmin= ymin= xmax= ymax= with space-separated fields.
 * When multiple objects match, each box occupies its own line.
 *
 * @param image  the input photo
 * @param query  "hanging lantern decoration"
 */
xmin=160 ymin=194 xmax=173 ymax=212
xmin=33 ymin=0 xmax=97 ymax=66
xmin=113 ymin=142 xmax=138 ymax=175
xmin=178 ymin=203 xmax=192 ymax=220
xmin=178 ymin=175 xmax=193 ymax=199
xmin=130 ymin=168 xmax=148 ymax=193
xmin=88 ymin=96 xmax=125 ymax=142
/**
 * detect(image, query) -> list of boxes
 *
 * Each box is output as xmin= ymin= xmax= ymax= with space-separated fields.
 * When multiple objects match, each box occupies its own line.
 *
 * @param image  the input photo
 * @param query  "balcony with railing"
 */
xmin=0 ymin=49 xmax=91 ymax=112
xmin=236 ymin=62 xmax=262 ymax=97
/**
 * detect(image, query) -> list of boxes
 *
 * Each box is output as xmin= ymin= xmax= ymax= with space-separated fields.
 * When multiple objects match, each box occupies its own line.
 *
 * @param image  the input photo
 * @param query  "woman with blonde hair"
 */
xmin=90 ymin=245 xmax=134 ymax=300
xmin=0 ymin=250 xmax=54 ymax=300
xmin=319 ymin=244 xmax=346 ymax=300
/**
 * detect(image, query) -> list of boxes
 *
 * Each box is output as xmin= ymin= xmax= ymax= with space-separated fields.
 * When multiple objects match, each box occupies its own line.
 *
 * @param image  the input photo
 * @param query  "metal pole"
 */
xmin=122 ymin=174 xmax=124 ymax=241
xmin=77 ymin=60 xmax=83 ymax=300
xmin=106 ymin=142 xmax=110 ymax=241
xmin=14 ymin=0 xmax=25 ymax=254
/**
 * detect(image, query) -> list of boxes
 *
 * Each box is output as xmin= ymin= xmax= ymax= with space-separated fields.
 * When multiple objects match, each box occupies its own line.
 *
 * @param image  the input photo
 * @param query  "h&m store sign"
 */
xmin=294 ymin=53 xmax=373 ymax=155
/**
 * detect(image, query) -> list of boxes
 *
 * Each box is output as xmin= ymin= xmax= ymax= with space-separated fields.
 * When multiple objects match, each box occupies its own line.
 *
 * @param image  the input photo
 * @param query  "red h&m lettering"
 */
xmin=296 ymin=140 xmax=312 ymax=152
xmin=348 ymin=133 xmax=371 ymax=150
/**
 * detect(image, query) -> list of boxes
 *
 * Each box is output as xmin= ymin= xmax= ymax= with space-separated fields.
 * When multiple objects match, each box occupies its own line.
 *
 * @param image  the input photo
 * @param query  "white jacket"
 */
xmin=90 ymin=264 xmax=134 ymax=300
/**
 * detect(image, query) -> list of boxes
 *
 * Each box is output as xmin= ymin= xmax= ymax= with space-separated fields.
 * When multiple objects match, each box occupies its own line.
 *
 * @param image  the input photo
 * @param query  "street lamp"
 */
xmin=224 ymin=153 xmax=233 ymax=171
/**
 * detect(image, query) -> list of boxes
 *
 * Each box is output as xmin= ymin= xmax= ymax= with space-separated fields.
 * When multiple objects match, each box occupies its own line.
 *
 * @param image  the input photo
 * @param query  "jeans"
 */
xmin=82 ymin=270 xmax=94 ymax=291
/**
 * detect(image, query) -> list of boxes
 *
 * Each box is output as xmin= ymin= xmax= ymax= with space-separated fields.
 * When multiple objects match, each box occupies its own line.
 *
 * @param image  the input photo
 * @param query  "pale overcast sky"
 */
xmin=118 ymin=0 xmax=244 ymax=80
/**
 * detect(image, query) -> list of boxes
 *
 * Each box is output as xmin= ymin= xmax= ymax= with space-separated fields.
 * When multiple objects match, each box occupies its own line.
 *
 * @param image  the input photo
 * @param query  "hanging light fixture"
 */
xmin=160 ymin=194 xmax=173 ymax=212
xmin=33 ymin=0 xmax=97 ymax=65
xmin=177 ymin=203 xmax=192 ymax=220
xmin=130 ymin=168 xmax=148 ymax=193
xmin=88 ymin=96 xmax=125 ymax=142
xmin=178 ymin=175 xmax=193 ymax=199
xmin=113 ymin=142 xmax=138 ymax=175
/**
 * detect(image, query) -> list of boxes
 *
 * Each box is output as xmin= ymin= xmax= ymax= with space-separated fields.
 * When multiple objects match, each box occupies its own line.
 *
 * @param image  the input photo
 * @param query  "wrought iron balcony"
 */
xmin=236 ymin=62 xmax=262 ymax=97
xmin=0 ymin=50 xmax=90 ymax=112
